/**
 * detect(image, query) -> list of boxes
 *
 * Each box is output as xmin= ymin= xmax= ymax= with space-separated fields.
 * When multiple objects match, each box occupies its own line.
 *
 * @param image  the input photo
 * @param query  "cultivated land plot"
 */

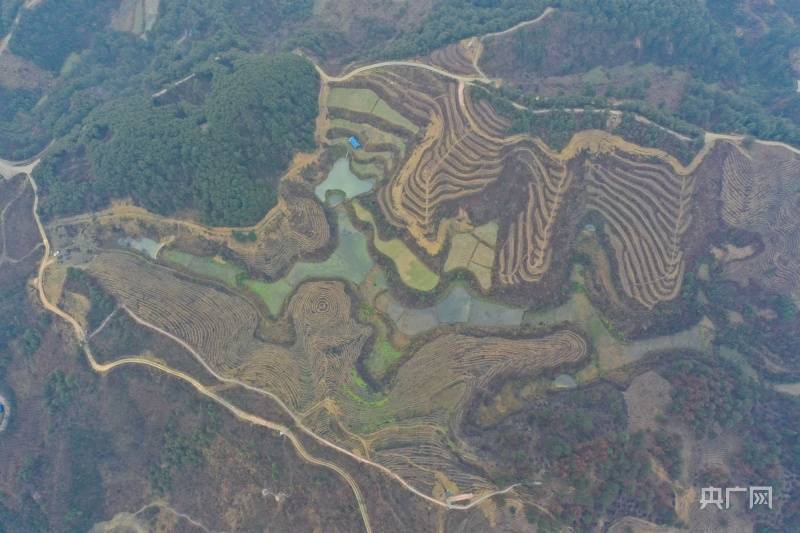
xmin=81 ymin=241 xmax=588 ymax=499
xmin=444 ymin=221 xmax=498 ymax=290
xmin=330 ymin=118 xmax=407 ymax=157
xmin=328 ymin=87 xmax=418 ymax=133
xmin=162 ymin=249 xmax=243 ymax=286
xmin=36 ymin=36 xmax=800 ymax=527
xmin=246 ymin=207 xmax=374 ymax=314
xmin=720 ymin=143 xmax=800 ymax=304
xmin=331 ymin=63 xmax=727 ymax=312
xmin=352 ymin=200 xmax=439 ymax=291
xmin=376 ymin=284 xmax=524 ymax=336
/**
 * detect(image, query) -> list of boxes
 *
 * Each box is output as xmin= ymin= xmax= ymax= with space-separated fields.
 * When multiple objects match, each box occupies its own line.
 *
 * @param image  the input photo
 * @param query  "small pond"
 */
xmin=118 ymin=237 xmax=161 ymax=259
xmin=315 ymin=158 xmax=374 ymax=204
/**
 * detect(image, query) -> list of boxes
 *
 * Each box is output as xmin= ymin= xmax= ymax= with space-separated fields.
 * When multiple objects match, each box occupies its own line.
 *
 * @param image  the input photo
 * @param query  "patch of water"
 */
xmin=437 ymin=286 xmax=472 ymax=324
xmin=118 ymin=237 xmax=161 ymax=259
xmin=377 ymin=284 xmax=524 ymax=336
xmin=0 ymin=394 xmax=8 ymax=432
xmin=469 ymin=297 xmax=524 ymax=327
xmin=315 ymin=158 xmax=374 ymax=204
xmin=553 ymin=374 xmax=577 ymax=389
xmin=249 ymin=206 xmax=374 ymax=314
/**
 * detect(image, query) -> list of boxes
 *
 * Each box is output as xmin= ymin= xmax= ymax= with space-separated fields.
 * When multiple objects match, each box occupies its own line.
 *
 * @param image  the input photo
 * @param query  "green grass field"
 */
xmin=244 ymin=278 xmax=293 ymax=316
xmin=161 ymin=250 xmax=243 ymax=286
xmin=330 ymin=118 xmax=407 ymax=155
xmin=328 ymin=88 xmax=418 ymax=133
xmin=366 ymin=336 xmax=404 ymax=382
xmin=352 ymin=200 xmax=439 ymax=291
xmin=159 ymin=208 xmax=375 ymax=318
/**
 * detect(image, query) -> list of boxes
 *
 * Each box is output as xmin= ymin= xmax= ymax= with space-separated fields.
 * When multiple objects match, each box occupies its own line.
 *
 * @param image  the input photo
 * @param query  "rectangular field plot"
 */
xmin=328 ymin=87 xmax=418 ymax=133
xmin=352 ymin=200 xmax=439 ymax=291
xmin=330 ymin=118 xmax=407 ymax=155
xmin=161 ymin=250 xmax=243 ymax=286
xmin=444 ymin=222 xmax=498 ymax=290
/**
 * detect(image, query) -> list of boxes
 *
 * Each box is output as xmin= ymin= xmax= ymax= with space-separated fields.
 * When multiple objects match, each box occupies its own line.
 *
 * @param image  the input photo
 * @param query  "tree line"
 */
xmin=36 ymin=54 xmax=319 ymax=226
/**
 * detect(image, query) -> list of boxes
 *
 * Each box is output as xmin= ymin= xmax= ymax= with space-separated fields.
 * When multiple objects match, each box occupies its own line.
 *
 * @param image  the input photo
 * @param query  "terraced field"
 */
xmin=29 ymin=31 xmax=800 ymax=526
xmin=228 ymin=187 xmax=331 ymax=280
xmin=328 ymin=87 xmax=419 ymax=134
xmin=720 ymin=143 xmax=800 ymax=304
xmin=323 ymin=65 xmax=719 ymax=311
xmin=426 ymin=39 xmax=482 ymax=77
xmin=443 ymin=221 xmax=498 ymax=290
xmin=584 ymin=152 xmax=696 ymax=309
xmin=497 ymin=143 xmax=570 ymax=286
xmin=82 ymin=247 xmax=586 ymax=498
xmin=352 ymin=200 xmax=439 ymax=291
xmin=347 ymin=70 xmax=514 ymax=255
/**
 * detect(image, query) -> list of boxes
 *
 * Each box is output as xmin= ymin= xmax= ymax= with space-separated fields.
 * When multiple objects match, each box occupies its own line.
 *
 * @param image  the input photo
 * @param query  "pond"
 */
xmin=0 ymin=394 xmax=8 ymax=432
xmin=246 ymin=206 xmax=374 ymax=315
xmin=118 ymin=237 xmax=161 ymax=259
xmin=315 ymin=158 xmax=374 ymax=204
xmin=524 ymin=267 xmax=713 ymax=378
xmin=158 ymin=203 xmax=377 ymax=316
xmin=377 ymin=284 xmax=525 ymax=336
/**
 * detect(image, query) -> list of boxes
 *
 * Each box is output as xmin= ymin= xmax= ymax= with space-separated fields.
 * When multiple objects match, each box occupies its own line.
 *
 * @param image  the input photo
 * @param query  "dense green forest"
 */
xmin=9 ymin=0 xmax=116 ymax=72
xmin=64 ymin=267 xmax=117 ymax=331
xmin=0 ymin=0 xmax=798 ymax=224
xmin=0 ymin=0 xmax=21 ymax=36
xmin=36 ymin=54 xmax=318 ymax=225
xmin=382 ymin=0 xmax=549 ymax=59
xmin=561 ymin=0 xmax=741 ymax=81
xmin=0 ymin=86 xmax=39 ymax=122
xmin=482 ymin=0 xmax=800 ymax=146
xmin=475 ymin=86 xmax=703 ymax=163
xmin=511 ymin=108 xmax=608 ymax=151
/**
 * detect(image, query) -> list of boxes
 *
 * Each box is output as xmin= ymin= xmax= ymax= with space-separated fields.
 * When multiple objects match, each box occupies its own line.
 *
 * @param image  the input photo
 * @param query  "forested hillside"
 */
xmin=482 ymin=0 xmax=800 ymax=145
xmin=1 ymin=0 xmax=798 ymax=225
xmin=9 ymin=0 xmax=117 ymax=72
xmin=35 ymin=54 xmax=318 ymax=225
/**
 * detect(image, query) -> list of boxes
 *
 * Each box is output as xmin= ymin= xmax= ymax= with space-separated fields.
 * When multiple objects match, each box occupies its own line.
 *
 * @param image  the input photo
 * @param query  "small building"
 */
xmin=348 ymin=136 xmax=362 ymax=150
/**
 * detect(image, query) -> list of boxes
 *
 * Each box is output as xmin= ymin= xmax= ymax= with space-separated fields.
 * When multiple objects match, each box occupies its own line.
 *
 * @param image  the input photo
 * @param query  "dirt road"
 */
xmin=0 ymin=155 xmax=40 ymax=180
xmin=25 ymin=161 xmax=521 ymax=531
xmin=14 ymin=14 xmax=800 ymax=526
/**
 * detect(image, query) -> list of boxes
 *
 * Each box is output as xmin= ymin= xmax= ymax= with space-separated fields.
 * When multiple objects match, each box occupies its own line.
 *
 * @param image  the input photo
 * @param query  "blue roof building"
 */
xmin=348 ymin=136 xmax=362 ymax=150
xmin=0 ymin=403 xmax=4 ymax=413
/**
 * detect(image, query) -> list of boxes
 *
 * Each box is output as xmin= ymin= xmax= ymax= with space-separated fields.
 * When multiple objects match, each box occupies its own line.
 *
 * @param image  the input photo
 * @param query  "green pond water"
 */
xmin=524 ymin=266 xmax=712 ymax=369
xmin=118 ymin=237 xmax=161 ymax=259
xmin=382 ymin=285 xmax=525 ymax=336
xmin=246 ymin=206 xmax=374 ymax=315
xmin=315 ymin=158 xmax=374 ymax=204
xmin=162 ymin=249 xmax=243 ymax=286
xmin=160 ymin=204 xmax=375 ymax=316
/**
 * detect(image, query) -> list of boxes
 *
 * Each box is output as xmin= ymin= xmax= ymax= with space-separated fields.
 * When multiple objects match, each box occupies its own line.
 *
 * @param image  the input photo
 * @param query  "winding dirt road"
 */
xmin=24 ymin=169 xmax=375 ymax=533
xmin=7 ymin=12 xmax=800 ymax=529
xmin=0 ymin=156 xmax=39 ymax=180
xmin=24 ymin=162 xmax=521 ymax=531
